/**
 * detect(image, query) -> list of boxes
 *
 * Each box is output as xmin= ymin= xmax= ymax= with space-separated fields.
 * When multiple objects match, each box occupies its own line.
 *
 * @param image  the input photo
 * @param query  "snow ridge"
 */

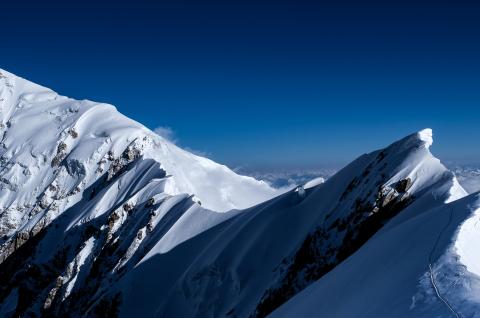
xmin=117 ymin=126 xmax=468 ymax=318
xmin=0 ymin=69 xmax=279 ymax=316
xmin=0 ymin=69 xmax=478 ymax=318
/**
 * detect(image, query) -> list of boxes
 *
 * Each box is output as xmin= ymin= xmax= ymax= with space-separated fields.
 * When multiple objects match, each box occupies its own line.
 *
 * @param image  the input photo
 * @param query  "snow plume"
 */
xmin=154 ymin=126 xmax=177 ymax=143
xmin=154 ymin=126 xmax=210 ymax=158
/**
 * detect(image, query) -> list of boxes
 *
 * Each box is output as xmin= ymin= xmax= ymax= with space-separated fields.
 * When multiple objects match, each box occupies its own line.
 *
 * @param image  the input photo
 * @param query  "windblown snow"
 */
xmin=0 ymin=69 xmax=278 ymax=217
xmin=0 ymin=69 xmax=479 ymax=318
xmin=418 ymin=128 xmax=434 ymax=148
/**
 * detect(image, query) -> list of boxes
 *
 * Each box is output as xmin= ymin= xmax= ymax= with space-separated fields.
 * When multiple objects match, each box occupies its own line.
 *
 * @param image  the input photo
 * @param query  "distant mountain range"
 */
xmin=241 ymin=163 xmax=480 ymax=195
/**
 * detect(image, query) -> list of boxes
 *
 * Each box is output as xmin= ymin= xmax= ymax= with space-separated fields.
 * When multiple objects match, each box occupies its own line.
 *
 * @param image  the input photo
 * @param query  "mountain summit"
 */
xmin=0 ymin=70 xmax=478 ymax=318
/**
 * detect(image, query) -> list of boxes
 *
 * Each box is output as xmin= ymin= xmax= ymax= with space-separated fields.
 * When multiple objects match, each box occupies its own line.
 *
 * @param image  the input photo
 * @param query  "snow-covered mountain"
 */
xmin=272 ymin=191 xmax=480 ymax=318
xmin=0 ymin=70 xmax=478 ymax=318
xmin=0 ymin=69 xmax=279 ymax=316
xmin=115 ymin=128 xmax=467 ymax=318
xmin=0 ymin=68 xmax=279 ymax=233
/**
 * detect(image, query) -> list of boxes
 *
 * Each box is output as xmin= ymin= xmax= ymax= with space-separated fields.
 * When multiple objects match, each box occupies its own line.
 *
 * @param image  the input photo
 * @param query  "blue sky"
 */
xmin=1 ymin=0 xmax=479 ymax=167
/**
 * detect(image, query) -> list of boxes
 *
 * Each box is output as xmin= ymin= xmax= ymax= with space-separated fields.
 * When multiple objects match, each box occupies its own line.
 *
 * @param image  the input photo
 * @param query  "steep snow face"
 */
xmin=146 ymin=141 xmax=279 ymax=212
xmin=0 ymin=69 xmax=278 ymax=317
xmin=113 ymin=129 xmax=467 ymax=318
xmin=0 ymin=69 xmax=278 ymax=236
xmin=272 ymin=193 xmax=480 ymax=318
xmin=0 ymin=69 xmax=474 ymax=318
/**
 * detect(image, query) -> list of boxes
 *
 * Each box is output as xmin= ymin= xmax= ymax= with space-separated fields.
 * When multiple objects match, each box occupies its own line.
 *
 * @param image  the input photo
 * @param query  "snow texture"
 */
xmin=0 ymin=69 xmax=478 ymax=318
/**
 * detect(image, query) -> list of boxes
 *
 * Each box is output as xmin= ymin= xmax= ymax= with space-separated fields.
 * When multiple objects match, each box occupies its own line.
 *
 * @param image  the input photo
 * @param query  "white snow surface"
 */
xmin=272 ymin=192 xmax=480 ymax=318
xmin=1 ymin=69 xmax=479 ymax=318
xmin=114 ymin=125 xmax=470 ymax=318
xmin=303 ymin=176 xmax=325 ymax=189
xmin=0 ymin=68 xmax=278 ymax=228
xmin=0 ymin=69 xmax=279 ymax=316
xmin=418 ymin=128 xmax=434 ymax=148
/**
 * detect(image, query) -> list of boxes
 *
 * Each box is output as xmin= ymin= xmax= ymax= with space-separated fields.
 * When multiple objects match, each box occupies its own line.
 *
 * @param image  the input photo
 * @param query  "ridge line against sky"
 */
xmin=1 ymin=0 xmax=479 ymax=167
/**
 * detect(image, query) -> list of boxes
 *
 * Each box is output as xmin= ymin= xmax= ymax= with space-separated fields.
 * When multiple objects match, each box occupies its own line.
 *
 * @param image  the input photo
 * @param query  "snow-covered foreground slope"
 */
xmin=272 ymin=192 xmax=480 ymax=318
xmin=0 ymin=69 xmax=477 ymax=318
xmin=111 ymin=129 xmax=467 ymax=318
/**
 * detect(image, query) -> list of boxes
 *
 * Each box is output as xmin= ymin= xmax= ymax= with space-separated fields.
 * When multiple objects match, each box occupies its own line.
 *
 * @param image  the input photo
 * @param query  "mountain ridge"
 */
xmin=0 ymin=69 xmax=477 ymax=318
xmin=144 ymin=126 xmax=467 ymax=318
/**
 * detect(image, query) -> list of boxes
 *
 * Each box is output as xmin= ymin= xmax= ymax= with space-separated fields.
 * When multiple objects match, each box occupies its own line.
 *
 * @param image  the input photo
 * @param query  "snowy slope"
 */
xmin=0 ymin=69 xmax=278 ymax=235
xmin=0 ymin=69 xmax=476 ymax=318
xmin=272 ymin=192 xmax=480 ymax=318
xmin=112 ymin=129 xmax=467 ymax=318
xmin=0 ymin=70 xmax=278 ymax=317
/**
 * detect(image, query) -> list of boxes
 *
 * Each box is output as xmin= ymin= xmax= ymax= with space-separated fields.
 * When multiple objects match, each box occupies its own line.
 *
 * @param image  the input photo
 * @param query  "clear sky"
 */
xmin=1 ymin=0 xmax=479 ymax=167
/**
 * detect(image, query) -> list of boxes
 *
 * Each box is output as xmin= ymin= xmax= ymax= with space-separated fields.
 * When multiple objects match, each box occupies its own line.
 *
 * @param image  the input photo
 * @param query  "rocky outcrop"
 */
xmin=254 ymin=160 xmax=430 ymax=317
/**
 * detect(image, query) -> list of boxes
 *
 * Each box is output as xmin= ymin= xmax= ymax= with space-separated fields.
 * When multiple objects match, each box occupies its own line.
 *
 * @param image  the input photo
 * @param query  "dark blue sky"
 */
xmin=2 ymin=0 xmax=479 ymax=167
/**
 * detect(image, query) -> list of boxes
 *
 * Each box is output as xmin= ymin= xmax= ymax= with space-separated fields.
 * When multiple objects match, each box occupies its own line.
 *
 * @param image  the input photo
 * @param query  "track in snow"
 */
xmin=427 ymin=208 xmax=461 ymax=318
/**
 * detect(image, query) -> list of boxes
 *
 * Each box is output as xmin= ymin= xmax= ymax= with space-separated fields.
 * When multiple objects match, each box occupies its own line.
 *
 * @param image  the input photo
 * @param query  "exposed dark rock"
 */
xmin=122 ymin=203 xmax=133 ymax=213
xmin=15 ymin=231 xmax=30 ymax=249
xmin=51 ymin=142 xmax=68 ymax=167
xmin=146 ymin=222 xmax=154 ymax=233
xmin=146 ymin=197 xmax=155 ymax=207
xmin=108 ymin=212 xmax=121 ymax=229
xmin=339 ymin=177 xmax=360 ymax=201
xmin=68 ymin=128 xmax=78 ymax=139
xmin=394 ymin=178 xmax=412 ymax=193
xmin=254 ymin=164 xmax=415 ymax=317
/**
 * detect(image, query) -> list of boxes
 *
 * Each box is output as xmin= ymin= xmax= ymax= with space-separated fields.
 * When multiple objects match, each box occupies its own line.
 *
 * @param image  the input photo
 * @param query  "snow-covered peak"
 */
xmin=0 ymin=70 xmax=282 ymax=316
xmin=120 ymin=129 xmax=468 ymax=318
xmin=0 ymin=69 xmax=279 ymax=221
xmin=0 ymin=69 xmax=476 ymax=318
xmin=418 ymin=128 xmax=433 ymax=148
xmin=272 ymin=191 xmax=480 ymax=318
xmin=384 ymin=128 xmax=434 ymax=154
